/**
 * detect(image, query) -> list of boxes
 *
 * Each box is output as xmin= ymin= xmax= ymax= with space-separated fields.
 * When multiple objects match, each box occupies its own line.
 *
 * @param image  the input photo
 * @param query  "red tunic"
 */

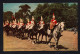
xmin=51 ymin=19 xmax=57 ymax=24
xmin=22 ymin=23 xmax=24 ymax=25
xmin=29 ymin=21 xmax=31 ymax=24
xmin=50 ymin=19 xmax=57 ymax=29
xmin=8 ymin=23 xmax=10 ymax=26
xmin=29 ymin=21 xmax=35 ymax=24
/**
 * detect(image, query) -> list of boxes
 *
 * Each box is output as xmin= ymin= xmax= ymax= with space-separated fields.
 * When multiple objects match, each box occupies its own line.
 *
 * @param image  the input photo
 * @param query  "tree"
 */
xmin=3 ymin=11 xmax=13 ymax=22
xmin=32 ymin=3 xmax=78 ymax=29
xmin=19 ymin=4 xmax=31 ymax=18
xmin=15 ymin=4 xmax=31 ymax=23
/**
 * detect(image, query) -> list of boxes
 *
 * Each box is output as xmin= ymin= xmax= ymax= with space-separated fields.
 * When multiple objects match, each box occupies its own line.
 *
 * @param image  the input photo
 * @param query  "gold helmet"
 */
xmin=32 ymin=16 xmax=34 ymax=20
xmin=53 ymin=13 xmax=55 ymax=19
xmin=14 ymin=19 xmax=16 ymax=23
xmin=20 ymin=18 xmax=23 ymax=23
xmin=18 ymin=20 xmax=19 ymax=23
xmin=41 ymin=16 xmax=43 ymax=20
xmin=6 ymin=20 xmax=9 ymax=23
xmin=27 ymin=18 xmax=29 ymax=22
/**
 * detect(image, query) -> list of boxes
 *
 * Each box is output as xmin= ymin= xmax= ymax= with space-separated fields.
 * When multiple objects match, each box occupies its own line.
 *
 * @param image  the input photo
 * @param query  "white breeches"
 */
xmin=12 ymin=25 xmax=16 ymax=28
xmin=47 ymin=29 xmax=51 ymax=35
xmin=39 ymin=24 xmax=44 ymax=30
xmin=18 ymin=25 xmax=23 ymax=29
xmin=25 ymin=25 xmax=29 ymax=29
xmin=28 ymin=24 xmax=34 ymax=29
xmin=9 ymin=25 xmax=12 ymax=27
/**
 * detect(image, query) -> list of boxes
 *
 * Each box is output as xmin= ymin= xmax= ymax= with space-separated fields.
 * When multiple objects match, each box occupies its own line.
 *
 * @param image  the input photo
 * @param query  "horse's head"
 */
xmin=60 ymin=22 xmax=65 ymax=32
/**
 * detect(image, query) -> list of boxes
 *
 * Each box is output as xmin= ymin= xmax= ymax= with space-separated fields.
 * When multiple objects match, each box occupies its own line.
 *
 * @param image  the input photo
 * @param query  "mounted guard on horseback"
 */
xmin=50 ymin=13 xmax=57 ymax=35
xmin=18 ymin=18 xmax=24 ymax=29
xmin=38 ymin=16 xmax=45 ymax=30
xmin=26 ymin=18 xmax=30 ymax=29
xmin=29 ymin=16 xmax=35 ymax=30
xmin=3 ymin=11 xmax=65 ymax=50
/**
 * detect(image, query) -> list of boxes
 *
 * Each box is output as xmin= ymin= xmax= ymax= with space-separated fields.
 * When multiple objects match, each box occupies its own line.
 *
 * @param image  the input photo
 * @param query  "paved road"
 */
xmin=3 ymin=31 xmax=78 ymax=51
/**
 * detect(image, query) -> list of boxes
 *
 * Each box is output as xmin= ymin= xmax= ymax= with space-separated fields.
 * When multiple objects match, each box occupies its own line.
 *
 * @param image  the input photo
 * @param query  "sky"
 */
xmin=3 ymin=3 xmax=78 ymax=14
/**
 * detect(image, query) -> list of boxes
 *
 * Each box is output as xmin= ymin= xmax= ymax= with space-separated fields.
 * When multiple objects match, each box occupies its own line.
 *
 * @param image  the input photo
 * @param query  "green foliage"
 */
xmin=32 ymin=3 xmax=78 ymax=28
xmin=3 ymin=3 xmax=78 ymax=29
xmin=3 ymin=11 xmax=13 ymax=22
xmin=15 ymin=4 xmax=31 ymax=23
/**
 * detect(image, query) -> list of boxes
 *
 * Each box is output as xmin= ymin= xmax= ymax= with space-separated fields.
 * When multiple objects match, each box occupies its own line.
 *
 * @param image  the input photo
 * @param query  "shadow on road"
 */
xmin=36 ymin=41 xmax=54 ymax=44
xmin=50 ymin=45 xmax=68 ymax=50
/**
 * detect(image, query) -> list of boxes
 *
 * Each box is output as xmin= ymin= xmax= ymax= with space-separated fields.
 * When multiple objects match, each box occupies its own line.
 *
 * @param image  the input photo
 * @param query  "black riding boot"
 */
xmin=50 ymin=28 xmax=55 ymax=35
xmin=51 ymin=25 xmax=57 ymax=35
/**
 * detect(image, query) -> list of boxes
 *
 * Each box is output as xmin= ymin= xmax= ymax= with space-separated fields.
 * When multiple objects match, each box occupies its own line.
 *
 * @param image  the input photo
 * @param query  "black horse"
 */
xmin=4 ymin=25 xmax=10 ymax=35
xmin=27 ymin=23 xmax=39 ymax=43
xmin=37 ymin=22 xmax=50 ymax=43
xmin=16 ymin=24 xmax=26 ymax=39
xmin=4 ymin=25 xmax=14 ymax=36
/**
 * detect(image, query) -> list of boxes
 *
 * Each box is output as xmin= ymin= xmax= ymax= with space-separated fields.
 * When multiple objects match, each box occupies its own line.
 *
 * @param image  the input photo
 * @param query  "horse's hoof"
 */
xmin=32 ymin=41 xmax=35 ymax=44
xmin=21 ymin=38 xmax=23 ymax=40
xmin=48 ymin=43 xmax=50 ymax=46
xmin=54 ymin=47 xmax=59 ymax=50
xmin=28 ymin=38 xmax=30 ymax=40
xmin=56 ymin=48 xmax=59 ymax=50
xmin=19 ymin=37 xmax=21 ymax=39
xmin=50 ymin=46 xmax=52 ymax=48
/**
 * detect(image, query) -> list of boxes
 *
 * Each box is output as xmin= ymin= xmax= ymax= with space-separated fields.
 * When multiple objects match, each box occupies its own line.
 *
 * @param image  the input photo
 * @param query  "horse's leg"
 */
xmin=35 ymin=34 xmax=37 ymax=43
xmin=21 ymin=31 xmax=24 ymax=39
xmin=21 ymin=30 xmax=23 ymax=38
xmin=17 ymin=29 xmax=19 ymax=37
xmin=7 ymin=30 xmax=9 ymax=36
xmin=54 ymin=38 xmax=59 ymax=50
xmin=18 ymin=30 xmax=21 ymax=38
xmin=8 ymin=28 xmax=9 ymax=35
xmin=6 ymin=28 xmax=9 ymax=36
xmin=14 ymin=28 xmax=16 ymax=36
xmin=19 ymin=29 xmax=22 ymax=39
xmin=56 ymin=37 xmax=59 ymax=49
xmin=13 ymin=28 xmax=15 ymax=36
xmin=15 ymin=29 xmax=18 ymax=36
xmin=27 ymin=30 xmax=30 ymax=39
xmin=16 ymin=29 xmax=19 ymax=38
xmin=55 ymin=33 xmax=61 ymax=50
xmin=22 ymin=30 xmax=24 ymax=37
xmin=47 ymin=35 xmax=53 ymax=44
xmin=41 ymin=34 xmax=43 ymax=41
xmin=28 ymin=30 xmax=31 ymax=39
xmin=30 ymin=32 xmax=31 ymax=39
xmin=15 ymin=28 xmax=17 ymax=36
xmin=21 ymin=29 xmax=24 ymax=38
xmin=15 ymin=29 xmax=17 ymax=36
xmin=12 ymin=29 xmax=14 ymax=36
xmin=16 ymin=29 xmax=18 ymax=36
xmin=53 ymin=33 xmax=59 ymax=50
xmin=31 ymin=30 xmax=33 ymax=39
xmin=46 ymin=35 xmax=47 ymax=43
xmin=31 ymin=35 xmax=33 ymax=40
xmin=28 ymin=32 xmax=29 ymax=38
xmin=26 ymin=30 xmax=28 ymax=38
xmin=28 ymin=31 xmax=31 ymax=40
xmin=38 ymin=33 xmax=41 ymax=42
